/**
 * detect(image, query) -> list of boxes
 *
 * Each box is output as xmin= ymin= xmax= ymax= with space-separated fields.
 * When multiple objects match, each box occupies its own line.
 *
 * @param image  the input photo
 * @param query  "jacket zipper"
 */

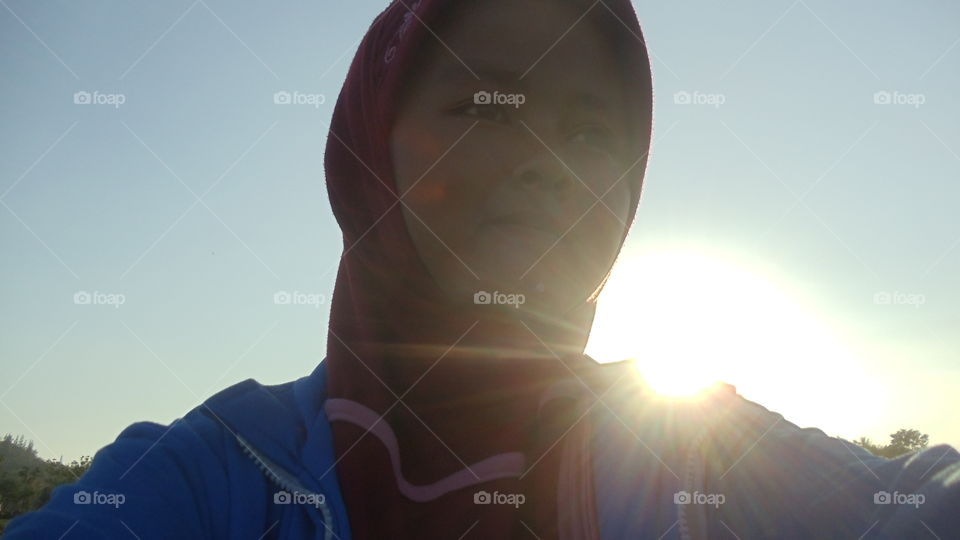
xmin=235 ymin=433 xmax=335 ymax=540
xmin=677 ymin=426 xmax=710 ymax=540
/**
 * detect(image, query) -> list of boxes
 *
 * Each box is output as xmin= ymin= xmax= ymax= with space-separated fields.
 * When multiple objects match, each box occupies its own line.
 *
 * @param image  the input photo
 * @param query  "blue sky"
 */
xmin=2 ymin=0 xmax=958 ymax=462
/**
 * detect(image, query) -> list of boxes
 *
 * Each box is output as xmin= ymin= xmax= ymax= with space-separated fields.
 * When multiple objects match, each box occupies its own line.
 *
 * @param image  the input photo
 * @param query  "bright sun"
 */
xmin=585 ymin=248 xmax=884 ymax=437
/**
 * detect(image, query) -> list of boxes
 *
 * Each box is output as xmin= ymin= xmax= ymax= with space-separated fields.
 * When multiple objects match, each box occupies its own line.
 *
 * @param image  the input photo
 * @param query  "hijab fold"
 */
xmin=321 ymin=1 xmax=654 ymax=537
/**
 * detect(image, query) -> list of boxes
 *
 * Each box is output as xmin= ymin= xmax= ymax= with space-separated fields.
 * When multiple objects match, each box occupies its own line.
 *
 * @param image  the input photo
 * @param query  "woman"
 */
xmin=323 ymin=0 xmax=652 ymax=535
xmin=6 ymin=0 xmax=958 ymax=538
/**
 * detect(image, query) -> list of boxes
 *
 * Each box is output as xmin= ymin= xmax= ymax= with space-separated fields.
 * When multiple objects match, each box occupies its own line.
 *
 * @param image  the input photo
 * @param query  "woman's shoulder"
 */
xmin=2 ymin=372 xmax=320 ymax=539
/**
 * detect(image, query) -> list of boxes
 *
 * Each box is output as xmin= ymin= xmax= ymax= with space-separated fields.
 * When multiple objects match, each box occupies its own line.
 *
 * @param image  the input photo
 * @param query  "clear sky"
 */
xmin=2 ymin=0 xmax=958 ymax=463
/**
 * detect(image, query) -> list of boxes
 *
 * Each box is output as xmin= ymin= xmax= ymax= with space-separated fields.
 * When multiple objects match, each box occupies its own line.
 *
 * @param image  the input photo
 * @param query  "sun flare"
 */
xmin=585 ymin=249 xmax=884 ymax=435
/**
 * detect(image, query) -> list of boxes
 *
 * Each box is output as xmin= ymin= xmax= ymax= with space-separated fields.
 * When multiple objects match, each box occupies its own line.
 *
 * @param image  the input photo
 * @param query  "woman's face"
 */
xmin=390 ymin=0 xmax=635 ymax=314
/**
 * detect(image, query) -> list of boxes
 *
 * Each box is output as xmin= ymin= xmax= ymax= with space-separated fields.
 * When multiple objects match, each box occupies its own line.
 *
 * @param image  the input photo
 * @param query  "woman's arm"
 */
xmin=695 ymin=396 xmax=960 ymax=539
xmin=3 ymin=409 xmax=229 ymax=539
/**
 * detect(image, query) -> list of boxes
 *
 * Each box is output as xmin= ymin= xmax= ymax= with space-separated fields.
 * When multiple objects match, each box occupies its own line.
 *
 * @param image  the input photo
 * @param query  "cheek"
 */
xmin=563 ymin=145 xmax=630 ymax=200
xmin=400 ymin=132 xmax=510 ymax=240
xmin=559 ymin=202 xmax=627 ymax=272
xmin=394 ymin=137 xmax=499 ymax=289
xmin=580 ymin=199 xmax=629 ymax=259
xmin=557 ymin=159 xmax=632 ymax=273
xmin=402 ymin=161 xmax=485 ymax=242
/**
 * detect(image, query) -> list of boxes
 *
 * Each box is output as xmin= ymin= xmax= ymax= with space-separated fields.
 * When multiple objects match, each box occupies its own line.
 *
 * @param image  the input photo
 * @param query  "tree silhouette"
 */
xmin=853 ymin=436 xmax=884 ymax=455
xmin=0 ymin=434 xmax=92 ymax=530
xmin=853 ymin=428 xmax=930 ymax=458
xmin=886 ymin=428 xmax=929 ymax=456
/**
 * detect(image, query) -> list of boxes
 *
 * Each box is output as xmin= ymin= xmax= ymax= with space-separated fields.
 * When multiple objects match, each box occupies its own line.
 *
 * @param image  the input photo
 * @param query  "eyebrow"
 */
xmin=569 ymin=92 xmax=609 ymax=115
xmin=436 ymin=61 xmax=524 ymax=89
xmin=436 ymin=60 xmax=612 ymax=113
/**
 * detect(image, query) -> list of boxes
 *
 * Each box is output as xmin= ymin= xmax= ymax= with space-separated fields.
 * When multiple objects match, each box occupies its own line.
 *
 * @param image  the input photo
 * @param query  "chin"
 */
xmin=487 ymin=273 xmax=593 ymax=313
xmin=464 ymin=245 xmax=603 ymax=311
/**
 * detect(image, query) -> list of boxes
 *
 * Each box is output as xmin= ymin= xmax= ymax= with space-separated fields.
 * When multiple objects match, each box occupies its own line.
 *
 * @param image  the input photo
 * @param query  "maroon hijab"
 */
xmin=322 ymin=1 xmax=653 ymax=537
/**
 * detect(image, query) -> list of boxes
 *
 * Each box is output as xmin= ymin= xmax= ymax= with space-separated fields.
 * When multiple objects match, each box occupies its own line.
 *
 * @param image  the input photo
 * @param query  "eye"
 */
xmin=568 ymin=125 xmax=616 ymax=151
xmin=451 ymin=101 xmax=510 ymax=124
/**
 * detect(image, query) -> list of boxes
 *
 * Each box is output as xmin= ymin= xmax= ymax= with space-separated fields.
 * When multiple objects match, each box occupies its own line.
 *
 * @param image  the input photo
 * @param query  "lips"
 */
xmin=484 ymin=213 xmax=562 ymax=238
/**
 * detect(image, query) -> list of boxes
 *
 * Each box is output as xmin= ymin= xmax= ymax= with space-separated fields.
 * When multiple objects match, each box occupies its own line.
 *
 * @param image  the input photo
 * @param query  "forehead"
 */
xmin=422 ymin=0 xmax=626 ymax=91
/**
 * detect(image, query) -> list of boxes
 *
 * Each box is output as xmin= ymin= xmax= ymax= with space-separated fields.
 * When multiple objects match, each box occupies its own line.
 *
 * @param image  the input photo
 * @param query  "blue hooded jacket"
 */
xmin=5 ymin=359 xmax=959 ymax=539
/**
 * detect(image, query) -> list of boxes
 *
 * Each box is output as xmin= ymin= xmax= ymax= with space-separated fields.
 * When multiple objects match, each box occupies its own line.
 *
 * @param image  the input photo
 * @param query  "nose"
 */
xmin=511 ymin=153 xmax=572 ymax=197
